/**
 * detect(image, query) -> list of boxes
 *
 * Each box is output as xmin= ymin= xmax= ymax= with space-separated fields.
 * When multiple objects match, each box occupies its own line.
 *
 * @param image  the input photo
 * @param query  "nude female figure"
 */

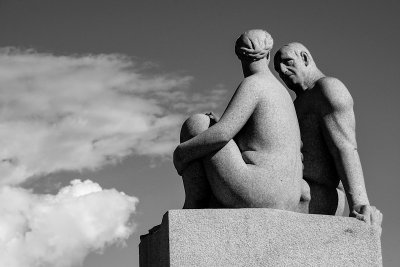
xmin=173 ymin=30 xmax=310 ymax=212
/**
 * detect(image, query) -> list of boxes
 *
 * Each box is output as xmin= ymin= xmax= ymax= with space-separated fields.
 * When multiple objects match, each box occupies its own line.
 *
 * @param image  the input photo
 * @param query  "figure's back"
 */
xmin=235 ymin=73 xmax=303 ymax=181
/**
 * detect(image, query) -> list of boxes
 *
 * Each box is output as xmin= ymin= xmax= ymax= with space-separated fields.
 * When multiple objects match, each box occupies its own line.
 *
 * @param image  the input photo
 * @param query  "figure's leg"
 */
xmin=180 ymin=114 xmax=212 ymax=209
xmin=181 ymin=113 xmax=301 ymax=210
xmin=180 ymin=113 xmax=253 ymax=208
xmin=308 ymin=180 xmax=345 ymax=215
xmin=335 ymin=183 xmax=346 ymax=216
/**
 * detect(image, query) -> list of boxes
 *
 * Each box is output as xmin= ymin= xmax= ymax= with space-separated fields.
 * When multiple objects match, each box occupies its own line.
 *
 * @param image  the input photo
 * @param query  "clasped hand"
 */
xmin=350 ymin=204 xmax=383 ymax=226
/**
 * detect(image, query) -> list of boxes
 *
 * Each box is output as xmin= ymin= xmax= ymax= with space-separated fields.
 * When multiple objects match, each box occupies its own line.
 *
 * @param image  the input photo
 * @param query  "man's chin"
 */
xmin=283 ymin=80 xmax=295 ymax=88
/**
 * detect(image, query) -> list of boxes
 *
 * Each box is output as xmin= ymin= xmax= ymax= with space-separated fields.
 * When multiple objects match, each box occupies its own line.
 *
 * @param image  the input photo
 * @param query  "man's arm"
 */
xmin=174 ymin=78 xmax=260 ymax=173
xmin=317 ymin=78 xmax=372 ymax=219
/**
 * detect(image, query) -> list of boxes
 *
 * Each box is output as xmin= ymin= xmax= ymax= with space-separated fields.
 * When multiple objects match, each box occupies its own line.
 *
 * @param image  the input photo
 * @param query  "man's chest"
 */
xmin=296 ymin=96 xmax=319 ymax=130
xmin=295 ymin=96 xmax=324 ymax=148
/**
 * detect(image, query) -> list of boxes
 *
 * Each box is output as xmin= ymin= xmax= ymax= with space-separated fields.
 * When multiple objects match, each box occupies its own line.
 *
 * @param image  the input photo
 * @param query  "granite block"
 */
xmin=139 ymin=209 xmax=382 ymax=267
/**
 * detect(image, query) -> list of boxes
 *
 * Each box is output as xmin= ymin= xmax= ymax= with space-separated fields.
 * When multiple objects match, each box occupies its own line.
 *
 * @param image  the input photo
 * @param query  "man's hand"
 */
xmin=350 ymin=204 xmax=383 ymax=227
xmin=173 ymin=146 xmax=187 ymax=176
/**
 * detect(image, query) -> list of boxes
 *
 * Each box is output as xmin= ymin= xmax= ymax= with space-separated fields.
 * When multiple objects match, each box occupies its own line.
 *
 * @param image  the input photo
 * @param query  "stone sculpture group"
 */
xmin=173 ymin=29 xmax=382 ymax=228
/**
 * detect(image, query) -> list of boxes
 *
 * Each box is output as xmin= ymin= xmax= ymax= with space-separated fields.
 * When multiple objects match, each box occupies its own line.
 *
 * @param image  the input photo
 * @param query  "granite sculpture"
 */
xmin=173 ymin=29 xmax=311 ymax=211
xmin=141 ymin=30 xmax=383 ymax=267
xmin=173 ymin=31 xmax=382 ymax=229
xmin=274 ymin=42 xmax=382 ymax=228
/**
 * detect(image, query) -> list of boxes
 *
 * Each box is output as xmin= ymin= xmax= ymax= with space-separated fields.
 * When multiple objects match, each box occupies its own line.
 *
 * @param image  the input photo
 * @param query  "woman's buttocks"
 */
xmin=240 ymin=150 xmax=303 ymax=209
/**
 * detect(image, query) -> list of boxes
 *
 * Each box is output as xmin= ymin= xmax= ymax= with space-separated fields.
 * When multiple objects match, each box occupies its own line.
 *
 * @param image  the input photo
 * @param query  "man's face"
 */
xmin=274 ymin=48 xmax=306 ymax=88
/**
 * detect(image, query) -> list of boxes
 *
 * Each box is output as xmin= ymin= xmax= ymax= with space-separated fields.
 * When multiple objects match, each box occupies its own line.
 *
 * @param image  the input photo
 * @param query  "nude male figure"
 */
xmin=274 ymin=42 xmax=382 ymax=227
xmin=173 ymin=30 xmax=310 ymax=211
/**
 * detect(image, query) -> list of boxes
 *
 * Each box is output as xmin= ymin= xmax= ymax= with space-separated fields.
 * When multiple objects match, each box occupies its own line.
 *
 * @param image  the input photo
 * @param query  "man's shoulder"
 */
xmin=316 ymin=77 xmax=346 ymax=93
xmin=315 ymin=77 xmax=353 ymax=110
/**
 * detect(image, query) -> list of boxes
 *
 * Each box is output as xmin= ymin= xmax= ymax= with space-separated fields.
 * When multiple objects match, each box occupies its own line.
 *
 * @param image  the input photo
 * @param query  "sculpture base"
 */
xmin=139 ymin=209 xmax=382 ymax=266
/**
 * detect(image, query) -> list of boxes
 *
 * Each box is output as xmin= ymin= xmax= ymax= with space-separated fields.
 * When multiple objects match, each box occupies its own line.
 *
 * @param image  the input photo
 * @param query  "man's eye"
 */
xmin=286 ymin=59 xmax=294 ymax=66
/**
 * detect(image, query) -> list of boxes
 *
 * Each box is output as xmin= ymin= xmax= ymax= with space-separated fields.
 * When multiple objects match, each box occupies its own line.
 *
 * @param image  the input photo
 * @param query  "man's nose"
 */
xmin=280 ymin=63 xmax=288 ymax=73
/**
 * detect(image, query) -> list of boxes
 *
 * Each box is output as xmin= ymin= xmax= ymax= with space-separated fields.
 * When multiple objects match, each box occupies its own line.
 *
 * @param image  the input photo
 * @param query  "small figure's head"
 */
xmin=274 ymin=42 xmax=316 ymax=90
xmin=235 ymin=29 xmax=273 ymax=63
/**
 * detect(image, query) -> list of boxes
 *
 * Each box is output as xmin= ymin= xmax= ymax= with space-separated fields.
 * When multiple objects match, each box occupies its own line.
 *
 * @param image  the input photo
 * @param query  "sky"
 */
xmin=0 ymin=0 xmax=398 ymax=266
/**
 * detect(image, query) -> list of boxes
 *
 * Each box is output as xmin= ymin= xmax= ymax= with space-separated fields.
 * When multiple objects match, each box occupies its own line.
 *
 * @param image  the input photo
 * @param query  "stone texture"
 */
xmin=140 ymin=209 xmax=382 ymax=267
xmin=175 ymin=30 xmax=309 ymax=211
xmin=274 ymin=43 xmax=382 ymax=222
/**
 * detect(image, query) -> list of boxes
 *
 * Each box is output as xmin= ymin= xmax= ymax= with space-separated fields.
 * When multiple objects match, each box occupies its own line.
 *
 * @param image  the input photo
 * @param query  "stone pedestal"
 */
xmin=139 ymin=209 xmax=382 ymax=267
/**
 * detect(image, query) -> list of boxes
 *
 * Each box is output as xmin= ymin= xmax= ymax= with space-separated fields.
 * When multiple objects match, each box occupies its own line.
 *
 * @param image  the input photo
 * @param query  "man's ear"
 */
xmin=300 ymin=51 xmax=309 ymax=66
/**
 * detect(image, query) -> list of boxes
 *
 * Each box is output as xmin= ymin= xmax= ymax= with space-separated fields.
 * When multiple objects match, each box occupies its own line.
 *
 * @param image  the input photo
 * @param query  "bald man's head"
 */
xmin=275 ymin=42 xmax=315 ymax=67
xmin=235 ymin=29 xmax=273 ymax=62
xmin=282 ymin=42 xmax=310 ymax=53
xmin=274 ymin=42 xmax=318 ymax=91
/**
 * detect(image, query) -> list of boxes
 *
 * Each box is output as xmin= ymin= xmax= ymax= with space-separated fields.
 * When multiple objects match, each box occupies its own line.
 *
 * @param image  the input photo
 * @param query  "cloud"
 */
xmin=0 ymin=48 xmax=227 ymax=266
xmin=0 ymin=179 xmax=138 ymax=267
xmin=170 ymin=83 xmax=228 ymax=113
xmin=0 ymin=48 xmax=226 ymax=186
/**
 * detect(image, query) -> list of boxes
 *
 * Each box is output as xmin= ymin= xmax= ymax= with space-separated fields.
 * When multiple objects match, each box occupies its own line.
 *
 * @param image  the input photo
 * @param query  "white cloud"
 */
xmin=0 ymin=48 xmax=200 ymax=186
xmin=0 ymin=179 xmax=138 ymax=267
xmin=170 ymin=84 xmax=228 ymax=113
xmin=0 ymin=48 xmax=228 ymax=266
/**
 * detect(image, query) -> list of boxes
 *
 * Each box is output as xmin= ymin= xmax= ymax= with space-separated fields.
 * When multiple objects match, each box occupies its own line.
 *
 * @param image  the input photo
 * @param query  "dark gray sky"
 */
xmin=0 ymin=1 xmax=399 ymax=266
